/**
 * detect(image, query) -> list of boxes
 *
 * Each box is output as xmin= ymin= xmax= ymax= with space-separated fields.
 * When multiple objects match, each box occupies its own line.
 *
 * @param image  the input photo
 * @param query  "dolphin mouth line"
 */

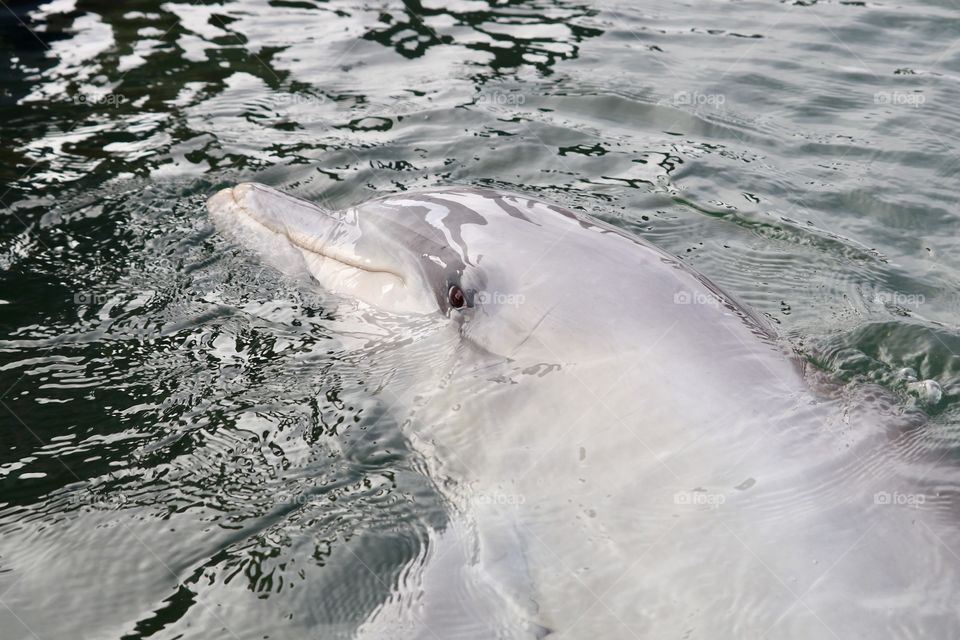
xmin=225 ymin=186 xmax=407 ymax=284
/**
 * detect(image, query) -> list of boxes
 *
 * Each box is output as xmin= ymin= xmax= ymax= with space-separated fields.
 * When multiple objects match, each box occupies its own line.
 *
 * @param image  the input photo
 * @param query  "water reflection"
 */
xmin=363 ymin=0 xmax=601 ymax=75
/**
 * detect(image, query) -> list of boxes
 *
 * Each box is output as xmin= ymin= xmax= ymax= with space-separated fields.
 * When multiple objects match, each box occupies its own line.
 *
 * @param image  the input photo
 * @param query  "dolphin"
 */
xmin=207 ymin=183 xmax=959 ymax=639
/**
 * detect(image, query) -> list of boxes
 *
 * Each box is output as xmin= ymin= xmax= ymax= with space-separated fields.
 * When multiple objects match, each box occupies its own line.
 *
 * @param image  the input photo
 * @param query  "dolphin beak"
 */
xmin=207 ymin=182 xmax=373 ymax=270
xmin=207 ymin=183 xmax=436 ymax=314
xmin=208 ymin=183 xmax=342 ymax=244
xmin=206 ymin=184 xmax=244 ymax=219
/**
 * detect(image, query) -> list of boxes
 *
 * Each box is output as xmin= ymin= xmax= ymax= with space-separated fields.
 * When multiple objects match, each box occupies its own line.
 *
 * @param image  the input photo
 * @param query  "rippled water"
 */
xmin=2 ymin=0 xmax=960 ymax=638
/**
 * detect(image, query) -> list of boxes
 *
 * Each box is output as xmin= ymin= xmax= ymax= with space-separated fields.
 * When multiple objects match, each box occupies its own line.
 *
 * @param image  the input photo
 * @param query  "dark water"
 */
xmin=1 ymin=0 xmax=959 ymax=638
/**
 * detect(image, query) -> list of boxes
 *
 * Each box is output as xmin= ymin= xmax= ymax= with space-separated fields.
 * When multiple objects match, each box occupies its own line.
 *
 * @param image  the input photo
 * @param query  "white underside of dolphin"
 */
xmin=208 ymin=183 xmax=959 ymax=639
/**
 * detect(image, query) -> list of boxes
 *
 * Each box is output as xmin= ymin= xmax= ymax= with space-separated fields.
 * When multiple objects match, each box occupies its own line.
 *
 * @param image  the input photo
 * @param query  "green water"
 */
xmin=1 ymin=0 xmax=959 ymax=638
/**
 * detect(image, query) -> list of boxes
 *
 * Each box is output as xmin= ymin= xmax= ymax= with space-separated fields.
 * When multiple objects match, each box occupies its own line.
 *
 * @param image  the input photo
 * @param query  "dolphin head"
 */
xmin=208 ymin=182 xmax=468 ymax=316
xmin=207 ymin=183 xmax=686 ymax=362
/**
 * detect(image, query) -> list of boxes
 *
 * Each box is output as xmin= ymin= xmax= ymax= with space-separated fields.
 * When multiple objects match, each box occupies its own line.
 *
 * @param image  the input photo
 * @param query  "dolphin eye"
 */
xmin=448 ymin=285 xmax=465 ymax=309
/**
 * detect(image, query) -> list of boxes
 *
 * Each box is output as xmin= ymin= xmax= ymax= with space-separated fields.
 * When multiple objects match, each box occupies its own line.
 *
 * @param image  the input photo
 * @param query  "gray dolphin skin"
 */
xmin=208 ymin=183 xmax=959 ymax=639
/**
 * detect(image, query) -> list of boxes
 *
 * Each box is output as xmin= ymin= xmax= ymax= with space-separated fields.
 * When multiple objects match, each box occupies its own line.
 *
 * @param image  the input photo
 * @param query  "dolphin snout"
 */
xmin=207 ymin=182 xmax=299 ymax=235
xmin=206 ymin=184 xmax=238 ymax=214
xmin=206 ymin=182 xmax=403 ymax=284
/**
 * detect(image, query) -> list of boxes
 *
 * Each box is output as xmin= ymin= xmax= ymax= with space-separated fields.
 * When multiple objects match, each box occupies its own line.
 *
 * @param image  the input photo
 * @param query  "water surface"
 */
xmin=1 ymin=0 xmax=959 ymax=638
